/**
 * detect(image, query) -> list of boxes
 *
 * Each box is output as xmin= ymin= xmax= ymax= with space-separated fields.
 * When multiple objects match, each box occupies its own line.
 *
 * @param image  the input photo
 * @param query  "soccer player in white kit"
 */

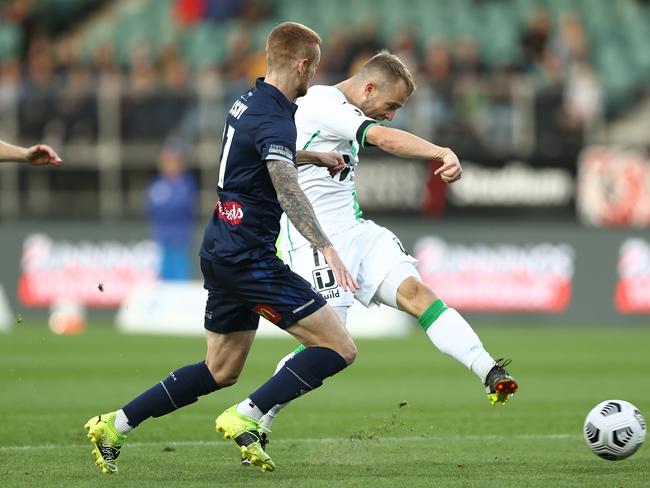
xmin=254 ymin=51 xmax=518 ymax=448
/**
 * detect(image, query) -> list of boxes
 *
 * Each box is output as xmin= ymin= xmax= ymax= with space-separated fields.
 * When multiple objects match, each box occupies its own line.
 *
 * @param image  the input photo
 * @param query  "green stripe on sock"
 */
xmin=418 ymin=299 xmax=448 ymax=332
xmin=292 ymin=344 xmax=306 ymax=354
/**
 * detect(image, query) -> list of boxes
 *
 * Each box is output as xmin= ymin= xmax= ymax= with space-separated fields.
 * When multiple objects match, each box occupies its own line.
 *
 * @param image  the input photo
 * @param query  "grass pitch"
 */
xmin=1 ymin=322 xmax=649 ymax=487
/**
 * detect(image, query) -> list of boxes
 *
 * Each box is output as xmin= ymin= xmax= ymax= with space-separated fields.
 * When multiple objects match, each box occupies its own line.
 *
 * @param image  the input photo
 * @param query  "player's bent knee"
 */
xmin=397 ymin=276 xmax=419 ymax=302
xmin=205 ymin=362 xmax=239 ymax=387
xmin=337 ymin=339 xmax=357 ymax=365
xmin=213 ymin=372 xmax=239 ymax=387
xmin=397 ymin=277 xmax=438 ymax=316
xmin=414 ymin=280 xmax=437 ymax=302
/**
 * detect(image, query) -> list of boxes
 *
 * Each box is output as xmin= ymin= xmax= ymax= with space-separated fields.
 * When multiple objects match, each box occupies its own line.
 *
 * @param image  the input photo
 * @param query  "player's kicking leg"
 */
xmin=255 ymin=270 xmax=517 ymax=465
xmin=380 ymin=262 xmax=518 ymax=405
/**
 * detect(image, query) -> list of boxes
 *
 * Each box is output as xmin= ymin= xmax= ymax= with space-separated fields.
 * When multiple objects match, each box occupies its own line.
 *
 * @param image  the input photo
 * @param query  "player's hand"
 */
xmin=315 ymin=151 xmax=345 ymax=177
xmin=26 ymin=144 xmax=63 ymax=166
xmin=433 ymin=148 xmax=461 ymax=183
xmin=321 ymin=246 xmax=359 ymax=293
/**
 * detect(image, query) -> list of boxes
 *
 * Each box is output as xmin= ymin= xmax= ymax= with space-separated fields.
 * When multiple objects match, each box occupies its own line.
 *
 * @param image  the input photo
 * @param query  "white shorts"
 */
xmin=281 ymin=220 xmax=417 ymax=307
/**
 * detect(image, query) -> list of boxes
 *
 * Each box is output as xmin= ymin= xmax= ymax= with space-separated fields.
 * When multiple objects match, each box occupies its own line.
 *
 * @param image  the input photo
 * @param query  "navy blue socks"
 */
xmin=249 ymin=346 xmax=348 ymax=413
xmin=122 ymin=361 xmax=219 ymax=428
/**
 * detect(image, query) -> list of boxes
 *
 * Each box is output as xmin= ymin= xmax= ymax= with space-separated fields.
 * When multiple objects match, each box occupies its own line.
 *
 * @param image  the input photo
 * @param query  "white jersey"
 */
xmin=278 ymin=85 xmax=378 ymax=251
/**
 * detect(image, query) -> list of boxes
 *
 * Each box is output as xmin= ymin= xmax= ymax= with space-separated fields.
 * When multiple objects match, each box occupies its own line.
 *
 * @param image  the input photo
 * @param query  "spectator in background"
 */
xmin=157 ymin=57 xmax=194 ymax=137
xmin=563 ymin=61 xmax=602 ymax=130
xmin=318 ymin=28 xmax=354 ymax=81
xmin=519 ymin=8 xmax=551 ymax=72
xmin=122 ymin=42 xmax=158 ymax=140
xmin=146 ymin=138 xmax=197 ymax=280
xmin=0 ymin=57 xmax=21 ymax=114
xmin=422 ymin=40 xmax=454 ymax=140
xmin=19 ymin=37 xmax=57 ymax=140
xmin=346 ymin=17 xmax=382 ymax=75
xmin=222 ymin=24 xmax=265 ymax=84
xmin=221 ymin=25 xmax=265 ymax=110
xmin=54 ymin=38 xmax=97 ymax=143
xmin=451 ymin=37 xmax=486 ymax=78
xmin=550 ymin=14 xmax=602 ymax=131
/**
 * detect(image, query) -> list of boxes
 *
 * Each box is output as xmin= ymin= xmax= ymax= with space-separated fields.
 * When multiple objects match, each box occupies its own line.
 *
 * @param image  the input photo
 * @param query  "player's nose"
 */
xmin=384 ymin=110 xmax=396 ymax=121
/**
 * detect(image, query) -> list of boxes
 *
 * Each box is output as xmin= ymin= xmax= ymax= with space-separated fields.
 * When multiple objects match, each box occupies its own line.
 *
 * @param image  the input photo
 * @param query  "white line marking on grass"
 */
xmin=0 ymin=434 xmax=578 ymax=452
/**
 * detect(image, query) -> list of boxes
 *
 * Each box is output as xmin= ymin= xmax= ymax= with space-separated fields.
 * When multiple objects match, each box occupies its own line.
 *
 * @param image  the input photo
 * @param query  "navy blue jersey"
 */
xmin=200 ymin=78 xmax=298 ymax=264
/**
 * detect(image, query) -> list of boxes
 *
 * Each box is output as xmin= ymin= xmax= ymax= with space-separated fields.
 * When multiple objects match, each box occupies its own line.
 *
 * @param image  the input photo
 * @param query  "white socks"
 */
xmin=236 ymin=398 xmax=264 ymax=421
xmin=421 ymin=305 xmax=495 ymax=384
xmin=114 ymin=409 xmax=133 ymax=434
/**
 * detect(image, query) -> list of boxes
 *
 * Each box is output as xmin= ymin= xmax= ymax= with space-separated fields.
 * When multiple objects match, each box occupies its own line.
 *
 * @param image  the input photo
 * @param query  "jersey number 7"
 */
xmin=218 ymin=124 xmax=235 ymax=188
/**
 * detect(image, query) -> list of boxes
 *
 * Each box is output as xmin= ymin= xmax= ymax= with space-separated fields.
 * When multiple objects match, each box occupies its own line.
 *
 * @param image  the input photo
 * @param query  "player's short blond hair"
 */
xmin=266 ymin=22 xmax=321 ymax=71
xmin=360 ymin=50 xmax=416 ymax=95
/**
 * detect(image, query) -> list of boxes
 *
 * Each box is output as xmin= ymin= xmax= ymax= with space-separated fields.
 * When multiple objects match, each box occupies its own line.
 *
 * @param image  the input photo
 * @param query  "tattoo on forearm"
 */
xmin=267 ymin=160 xmax=331 ymax=250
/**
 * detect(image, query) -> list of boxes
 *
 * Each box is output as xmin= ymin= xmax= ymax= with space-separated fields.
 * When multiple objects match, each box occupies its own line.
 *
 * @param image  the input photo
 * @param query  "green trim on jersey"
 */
xmin=292 ymin=344 xmax=306 ymax=355
xmin=347 ymin=140 xmax=358 ymax=158
xmin=352 ymin=186 xmax=364 ymax=221
xmin=361 ymin=122 xmax=381 ymax=148
xmin=302 ymin=129 xmax=321 ymax=150
xmin=283 ymin=214 xmax=294 ymax=266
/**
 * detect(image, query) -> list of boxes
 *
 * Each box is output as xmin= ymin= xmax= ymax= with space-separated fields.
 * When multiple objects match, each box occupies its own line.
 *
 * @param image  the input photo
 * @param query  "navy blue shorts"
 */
xmin=200 ymin=256 xmax=327 ymax=333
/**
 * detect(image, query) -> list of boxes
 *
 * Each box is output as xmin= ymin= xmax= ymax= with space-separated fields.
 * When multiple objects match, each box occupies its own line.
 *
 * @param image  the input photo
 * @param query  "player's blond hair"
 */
xmin=359 ymin=50 xmax=416 ymax=95
xmin=266 ymin=22 xmax=321 ymax=71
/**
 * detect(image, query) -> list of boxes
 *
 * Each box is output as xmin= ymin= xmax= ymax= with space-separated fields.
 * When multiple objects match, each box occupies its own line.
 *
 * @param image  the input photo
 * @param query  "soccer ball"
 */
xmin=583 ymin=400 xmax=646 ymax=460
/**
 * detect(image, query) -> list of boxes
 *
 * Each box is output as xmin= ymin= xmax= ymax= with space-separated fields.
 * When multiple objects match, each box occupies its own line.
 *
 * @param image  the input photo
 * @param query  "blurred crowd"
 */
xmin=0 ymin=0 xmax=610 ymax=161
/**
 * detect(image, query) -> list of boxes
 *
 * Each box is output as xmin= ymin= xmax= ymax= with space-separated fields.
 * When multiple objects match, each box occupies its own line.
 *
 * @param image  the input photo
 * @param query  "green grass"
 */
xmin=1 ymin=323 xmax=649 ymax=487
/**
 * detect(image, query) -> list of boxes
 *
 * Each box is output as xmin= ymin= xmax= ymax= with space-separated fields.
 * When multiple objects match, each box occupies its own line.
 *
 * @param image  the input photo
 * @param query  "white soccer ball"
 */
xmin=583 ymin=400 xmax=646 ymax=460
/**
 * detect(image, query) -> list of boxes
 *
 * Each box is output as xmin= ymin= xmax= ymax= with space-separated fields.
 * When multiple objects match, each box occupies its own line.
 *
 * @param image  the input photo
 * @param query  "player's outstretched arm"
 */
xmin=267 ymin=159 xmax=358 ymax=292
xmin=295 ymin=150 xmax=345 ymax=176
xmin=365 ymin=125 xmax=461 ymax=183
xmin=0 ymin=141 xmax=63 ymax=166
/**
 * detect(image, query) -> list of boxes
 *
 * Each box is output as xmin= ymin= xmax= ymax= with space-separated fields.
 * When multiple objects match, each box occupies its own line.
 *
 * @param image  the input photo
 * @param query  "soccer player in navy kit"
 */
xmin=84 ymin=22 xmax=358 ymax=474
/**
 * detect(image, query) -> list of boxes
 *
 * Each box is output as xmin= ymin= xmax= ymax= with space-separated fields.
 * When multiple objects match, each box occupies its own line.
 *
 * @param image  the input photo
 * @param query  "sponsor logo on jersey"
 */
xmin=268 ymin=144 xmax=294 ymax=161
xmin=216 ymin=200 xmax=244 ymax=225
xmin=252 ymin=304 xmax=282 ymax=324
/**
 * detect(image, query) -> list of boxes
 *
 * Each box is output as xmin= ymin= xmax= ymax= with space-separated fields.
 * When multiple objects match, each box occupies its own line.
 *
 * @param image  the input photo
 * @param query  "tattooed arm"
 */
xmin=267 ymin=159 xmax=358 ymax=292
xmin=267 ymin=159 xmax=331 ymax=249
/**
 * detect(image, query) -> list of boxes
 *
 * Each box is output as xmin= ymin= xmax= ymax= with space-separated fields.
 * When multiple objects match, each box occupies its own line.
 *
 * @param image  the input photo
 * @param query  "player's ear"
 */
xmin=297 ymin=58 xmax=309 ymax=75
xmin=364 ymin=82 xmax=377 ymax=97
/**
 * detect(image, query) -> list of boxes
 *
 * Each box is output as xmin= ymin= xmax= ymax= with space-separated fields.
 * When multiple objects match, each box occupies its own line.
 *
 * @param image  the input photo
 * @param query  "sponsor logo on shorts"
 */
xmin=216 ymin=200 xmax=243 ymax=225
xmin=312 ymin=267 xmax=337 ymax=291
xmin=252 ymin=304 xmax=282 ymax=324
xmin=312 ymin=266 xmax=340 ymax=300
xmin=320 ymin=288 xmax=340 ymax=300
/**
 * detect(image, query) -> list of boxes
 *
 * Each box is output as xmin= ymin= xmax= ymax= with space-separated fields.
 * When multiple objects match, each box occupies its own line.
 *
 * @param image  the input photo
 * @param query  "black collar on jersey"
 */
xmin=255 ymin=77 xmax=298 ymax=116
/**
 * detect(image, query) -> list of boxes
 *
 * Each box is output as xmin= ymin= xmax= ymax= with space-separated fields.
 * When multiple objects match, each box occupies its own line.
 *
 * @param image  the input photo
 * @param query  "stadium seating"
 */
xmin=1 ymin=0 xmax=649 ymax=110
